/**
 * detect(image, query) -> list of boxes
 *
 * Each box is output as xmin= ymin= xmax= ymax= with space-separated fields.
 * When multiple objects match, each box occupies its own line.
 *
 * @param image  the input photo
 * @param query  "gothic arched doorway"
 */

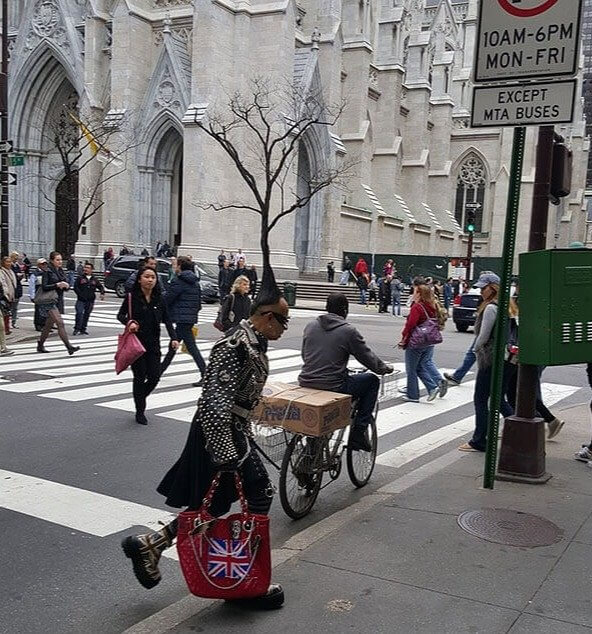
xmin=294 ymin=143 xmax=312 ymax=271
xmin=151 ymin=127 xmax=183 ymax=248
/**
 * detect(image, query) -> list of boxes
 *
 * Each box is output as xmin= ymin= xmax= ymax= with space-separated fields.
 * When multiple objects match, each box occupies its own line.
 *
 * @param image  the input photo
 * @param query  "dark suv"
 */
xmin=452 ymin=288 xmax=482 ymax=332
xmin=103 ymin=256 xmax=219 ymax=303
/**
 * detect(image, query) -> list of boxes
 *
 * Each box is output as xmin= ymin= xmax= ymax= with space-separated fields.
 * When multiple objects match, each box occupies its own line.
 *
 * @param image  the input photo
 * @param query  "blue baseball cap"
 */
xmin=474 ymin=271 xmax=500 ymax=288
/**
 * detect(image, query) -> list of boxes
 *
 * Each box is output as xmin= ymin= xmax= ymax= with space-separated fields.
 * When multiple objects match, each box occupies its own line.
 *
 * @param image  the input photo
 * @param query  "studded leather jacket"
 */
xmin=198 ymin=320 xmax=269 ymax=465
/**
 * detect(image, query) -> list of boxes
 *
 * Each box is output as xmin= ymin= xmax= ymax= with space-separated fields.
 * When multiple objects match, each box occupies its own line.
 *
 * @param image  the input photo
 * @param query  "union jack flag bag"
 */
xmin=176 ymin=472 xmax=271 ymax=599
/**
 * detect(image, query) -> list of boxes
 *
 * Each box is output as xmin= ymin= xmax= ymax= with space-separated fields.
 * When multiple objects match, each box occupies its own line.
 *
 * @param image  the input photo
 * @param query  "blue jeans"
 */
xmin=340 ymin=373 xmax=380 ymax=428
xmin=391 ymin=293 xmax=401 ymax=316
xmin=424 ymin=346 xmax=443 ymax=386
xmin=470 ymin=364 xmax=514 ymax=451
xmin=359 ymin=289 xmax=367 ymax=304
xmin=74 ymin=299 xmax=94 ymax=332
xmin=405 ymin=346 xmax=439 ymax=400
xmin=67 ymin=271 xmax=76 ymax=288
xmin=452 ymin=341 xmax=476 ymax=383
xmin=160 ymin=322 xmax=207 ymax=376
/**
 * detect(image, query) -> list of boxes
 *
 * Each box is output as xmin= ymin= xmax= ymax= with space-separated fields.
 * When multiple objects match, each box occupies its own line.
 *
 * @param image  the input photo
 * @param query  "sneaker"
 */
xmin=438 ymin=379 xmax=448 ymax=398
xmin=349 ymin=427 xmax=372 ymax=452
xmin=72 ymin=330 xmax=79 ymax=336
xmin=402 ymin=396 xmax=420 ymax=403
xmin=574 ymin=446 xmax=592 ymax=462
xmin=427 ymin=388 xmax=438 ymax=402
xmin=398 ymin=387 xmax=408 ymax=395
xmin=81 ymin=330 xmax=90 ymax=335
xmin=443 ymin=372 xmax=460 ymax=386
xmin=547 ymin=418 xmax=565 ymax=440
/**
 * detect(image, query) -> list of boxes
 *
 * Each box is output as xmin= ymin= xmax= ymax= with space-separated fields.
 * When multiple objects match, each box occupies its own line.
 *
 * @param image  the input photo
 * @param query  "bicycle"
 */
xmin=254 ymin=369 xmax=399 ymax=520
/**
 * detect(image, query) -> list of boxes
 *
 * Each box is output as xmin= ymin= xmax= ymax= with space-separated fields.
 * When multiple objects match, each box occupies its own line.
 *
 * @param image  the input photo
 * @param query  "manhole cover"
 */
xmin=457 ymin=508 xmax=563 ymax=548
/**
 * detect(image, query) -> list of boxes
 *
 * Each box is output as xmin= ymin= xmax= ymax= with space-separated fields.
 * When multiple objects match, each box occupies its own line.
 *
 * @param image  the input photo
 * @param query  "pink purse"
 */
xmin=114 ymin=294 xmax=146 ymax=374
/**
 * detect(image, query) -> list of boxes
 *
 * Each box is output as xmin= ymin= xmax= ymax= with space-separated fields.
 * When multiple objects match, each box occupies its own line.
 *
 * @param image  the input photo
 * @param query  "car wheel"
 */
xmin=115 ymin=280 xmax=126 ymax=298
xmin=456 ymin=323 xmax=469 ymax=333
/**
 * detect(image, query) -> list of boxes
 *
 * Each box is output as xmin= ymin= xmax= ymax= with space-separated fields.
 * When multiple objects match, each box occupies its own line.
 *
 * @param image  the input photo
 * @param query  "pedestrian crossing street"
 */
xmin=1 ymin=335 xmax=580 ymax=471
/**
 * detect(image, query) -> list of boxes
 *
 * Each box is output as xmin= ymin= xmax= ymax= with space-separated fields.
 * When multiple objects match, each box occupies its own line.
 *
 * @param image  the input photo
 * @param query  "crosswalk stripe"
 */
xmin=376 ymin=383 xmax=580 ymax=468
xmin=0 ymin=469 xmax=175 ymax=538
xmin=376 ymin=380 xmax=476 ymax=437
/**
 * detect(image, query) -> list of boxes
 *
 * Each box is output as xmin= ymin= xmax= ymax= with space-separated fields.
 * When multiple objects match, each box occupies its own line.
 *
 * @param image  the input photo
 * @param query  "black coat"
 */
xmin=74 ymin=274 xmax=105 ymax=302
xmin=117 ymin=289 xmax=176 ymax=351
xmin=42 ymin=265 xmax=67 ymax=313
xmin=164 ymin=270 xmax=202 ymax=324
xmin=217 ymin=268 xmax=233 ymax=294
xmin=220 ymin=291 xmax=251 ymax=331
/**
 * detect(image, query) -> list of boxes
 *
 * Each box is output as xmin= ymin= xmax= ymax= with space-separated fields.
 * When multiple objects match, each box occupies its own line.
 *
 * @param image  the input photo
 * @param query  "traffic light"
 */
xmin=550 ymin=141 xmax=572 ymax=205
xmin=466 ymin=209 xmax=476 ymax=233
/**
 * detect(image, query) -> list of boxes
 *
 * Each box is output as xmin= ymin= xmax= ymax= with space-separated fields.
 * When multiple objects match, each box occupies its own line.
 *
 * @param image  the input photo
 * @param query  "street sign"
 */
xmin=8 ymin=173 xmax=17 ymax=186
xmin=0 ymin=140 xmax=13 ymax=153
xmin=471 ymin=80 xmax=576 ymax=128
xmin=9 ymin=155 xmax=24 ymax=167
xmin=465 ymin=202 xmax=482 ymax=210
xmin=475 ymin=0 xmax=583 ymax=83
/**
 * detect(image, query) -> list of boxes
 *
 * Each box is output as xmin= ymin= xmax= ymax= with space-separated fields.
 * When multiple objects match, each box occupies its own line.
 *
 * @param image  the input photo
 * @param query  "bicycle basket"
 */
xmin=378 ymin=371 xmax=401 ymax=404
xmin=251 ymin=422 xmax=291 ymax=465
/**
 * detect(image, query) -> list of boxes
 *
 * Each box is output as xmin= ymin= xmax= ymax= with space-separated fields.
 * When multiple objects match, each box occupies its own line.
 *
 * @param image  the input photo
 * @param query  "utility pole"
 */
xmin=0 ymin=0 xmax=8 ymax=257
xmin=497 ymin=124 xmax=555 ymax=484
xmin=465 ymin=231 xmax=474 ymax=284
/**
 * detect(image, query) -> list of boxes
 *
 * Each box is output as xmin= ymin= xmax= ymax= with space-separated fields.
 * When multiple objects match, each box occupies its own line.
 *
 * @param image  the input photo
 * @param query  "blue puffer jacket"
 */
xmin=164 ymin=270 xmax=201 ymax=324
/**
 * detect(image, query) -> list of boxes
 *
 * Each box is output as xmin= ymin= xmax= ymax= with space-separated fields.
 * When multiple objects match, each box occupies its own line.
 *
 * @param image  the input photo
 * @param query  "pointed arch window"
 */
xmin=454 ymin=154 xmax=486 ymax=232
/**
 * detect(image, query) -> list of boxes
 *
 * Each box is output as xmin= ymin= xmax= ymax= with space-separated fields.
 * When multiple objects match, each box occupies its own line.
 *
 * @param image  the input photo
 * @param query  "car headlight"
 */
xmin=201 ymin=281 xmax=217 ymax=291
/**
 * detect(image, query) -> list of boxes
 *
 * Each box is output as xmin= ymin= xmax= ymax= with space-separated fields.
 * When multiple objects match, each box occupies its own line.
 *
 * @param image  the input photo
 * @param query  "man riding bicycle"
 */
xmin=298 ymin=292 xmax=394 ymax=452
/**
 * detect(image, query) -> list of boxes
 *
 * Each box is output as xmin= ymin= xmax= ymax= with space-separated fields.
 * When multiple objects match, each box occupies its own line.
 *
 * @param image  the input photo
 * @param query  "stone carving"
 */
xmin=26 ymin=0 xmax=71 ymax=51
xmin=453 ymin=117 xmax=470 ymax=129
xmin=154 ymin=25 xmax=193 ymax=56
xmin=458 ymin=154 xmax=486 ymax=187
xmin=369 ymin=68 xmax=378 ymax=88
xmin=32 ymin=1 xmax=60 ymax=38
xmin=154 ymin=69 xmax=182 ymax=112
xmin=154 ymin=0 xmax=193 ymax=6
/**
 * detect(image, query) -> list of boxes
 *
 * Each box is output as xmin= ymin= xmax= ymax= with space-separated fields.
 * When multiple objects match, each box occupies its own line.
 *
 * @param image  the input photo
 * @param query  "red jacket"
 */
xmin=401 ymin=301 xmax=437 ymax=344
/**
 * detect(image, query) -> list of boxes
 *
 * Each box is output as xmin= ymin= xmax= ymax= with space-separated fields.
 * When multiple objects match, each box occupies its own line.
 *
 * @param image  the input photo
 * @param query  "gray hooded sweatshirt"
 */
xmin=298 ymin=313 xmax=389 ymax=391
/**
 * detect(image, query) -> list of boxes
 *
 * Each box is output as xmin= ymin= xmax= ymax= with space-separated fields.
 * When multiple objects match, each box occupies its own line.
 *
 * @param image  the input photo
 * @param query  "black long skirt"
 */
xmin=157 ymin=413 xmax=269 ymax=516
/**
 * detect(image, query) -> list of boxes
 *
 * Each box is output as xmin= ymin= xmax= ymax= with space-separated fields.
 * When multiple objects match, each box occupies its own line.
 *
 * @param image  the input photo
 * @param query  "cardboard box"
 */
xmin=253 ymin=382 xmax=352 ymax=437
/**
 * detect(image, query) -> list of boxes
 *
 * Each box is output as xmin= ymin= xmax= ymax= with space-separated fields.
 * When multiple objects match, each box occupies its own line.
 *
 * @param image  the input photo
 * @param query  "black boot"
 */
xmin=135 ymin=412 xmax=148 ymax=425
xmin=121 ymin=520 xmax=178 ymax=589
xmin=37 ymin=341 xmax=49 ymax=353
xmin=349 ymin=426 xmax=371 ymax=452
xmin=227 ymin=584 xmax=285 ymax=610
xmin=67 ymin=346 xmax=80 ymax=356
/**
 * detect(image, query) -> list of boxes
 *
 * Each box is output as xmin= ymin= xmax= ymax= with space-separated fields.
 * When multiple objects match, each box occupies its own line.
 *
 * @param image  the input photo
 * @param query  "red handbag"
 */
xmin=114 ymin=294 xmax=146 ymax=374
xmin=176 ymin=472 xmax=271 ymax=600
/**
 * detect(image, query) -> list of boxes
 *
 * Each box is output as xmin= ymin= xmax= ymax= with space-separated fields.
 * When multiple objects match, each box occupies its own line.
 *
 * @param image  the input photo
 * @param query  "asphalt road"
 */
xmin=1 ymin=295 xmax=589 ymax=633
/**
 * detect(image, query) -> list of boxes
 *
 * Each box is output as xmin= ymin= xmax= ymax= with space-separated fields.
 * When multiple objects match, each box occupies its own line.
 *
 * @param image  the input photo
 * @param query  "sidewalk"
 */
xmin=170 ymin=403 xmax=592 ymax=633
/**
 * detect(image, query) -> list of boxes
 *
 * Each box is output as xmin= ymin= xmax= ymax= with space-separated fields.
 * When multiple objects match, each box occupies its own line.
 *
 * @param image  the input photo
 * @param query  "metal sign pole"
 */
xmin=0 ymin=0 xmax=9 ymax=256
xmin=483 ymin=126 xmax=526 ymax=490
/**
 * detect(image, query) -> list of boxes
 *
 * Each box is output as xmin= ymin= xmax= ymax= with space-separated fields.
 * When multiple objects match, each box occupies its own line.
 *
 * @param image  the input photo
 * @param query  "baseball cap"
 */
xmin=474 ymin=271 xmax=500 ymax=288
xmin=37 ymin=258 xmax=47 ymax=265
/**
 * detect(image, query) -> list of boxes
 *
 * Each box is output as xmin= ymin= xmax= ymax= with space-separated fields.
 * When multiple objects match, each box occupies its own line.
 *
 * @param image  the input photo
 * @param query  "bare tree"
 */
xmin=193 ymin=77 xmax=354 ymax=270
xmin=37 ymin=106 xmax=137 ymax=257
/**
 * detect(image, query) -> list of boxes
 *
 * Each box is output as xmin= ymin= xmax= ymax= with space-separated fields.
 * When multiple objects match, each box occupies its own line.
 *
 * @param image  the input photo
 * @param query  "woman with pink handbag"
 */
xmin=116 ymin=266 xmax=179 ymax=425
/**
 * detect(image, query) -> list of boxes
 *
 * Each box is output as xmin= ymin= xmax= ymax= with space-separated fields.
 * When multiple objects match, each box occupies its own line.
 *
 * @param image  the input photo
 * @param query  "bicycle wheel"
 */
xmin=279 ymin=434 xmax=323 ymax=520
xmin=346 ymin=417 xmax=378 ymax=488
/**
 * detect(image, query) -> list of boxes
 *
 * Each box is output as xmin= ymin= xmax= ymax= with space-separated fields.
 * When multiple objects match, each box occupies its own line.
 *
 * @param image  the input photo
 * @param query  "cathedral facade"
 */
xmin=7 ymin=0 xmax=590 ymax=274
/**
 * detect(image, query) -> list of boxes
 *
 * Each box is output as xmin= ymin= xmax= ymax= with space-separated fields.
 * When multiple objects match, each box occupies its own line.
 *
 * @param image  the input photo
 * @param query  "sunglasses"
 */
xmin=261 ymin=311 xmax=290 ymax=329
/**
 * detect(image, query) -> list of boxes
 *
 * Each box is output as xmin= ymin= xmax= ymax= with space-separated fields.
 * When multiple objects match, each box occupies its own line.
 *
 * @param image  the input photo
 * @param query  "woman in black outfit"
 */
xmin=37 ymin=251 xmax=79 ymax=355
xmin=117 ymin=266 xmax=179 ymax=425
xmin=220 ymin=274 xmax=251 ymax=332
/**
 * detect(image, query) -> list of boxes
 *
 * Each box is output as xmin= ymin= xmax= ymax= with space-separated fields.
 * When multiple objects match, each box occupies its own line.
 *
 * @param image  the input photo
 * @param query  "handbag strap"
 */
xmin=127 ymin=292 xmax=133 ymax=321
xmin=201 ymin=472 xmax=249 ymax=517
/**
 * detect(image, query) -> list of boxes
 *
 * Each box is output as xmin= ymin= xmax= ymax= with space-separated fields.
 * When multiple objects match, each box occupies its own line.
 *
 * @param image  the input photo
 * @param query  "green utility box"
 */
xmin=519 ymin=249 xmax=592 ymax=366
